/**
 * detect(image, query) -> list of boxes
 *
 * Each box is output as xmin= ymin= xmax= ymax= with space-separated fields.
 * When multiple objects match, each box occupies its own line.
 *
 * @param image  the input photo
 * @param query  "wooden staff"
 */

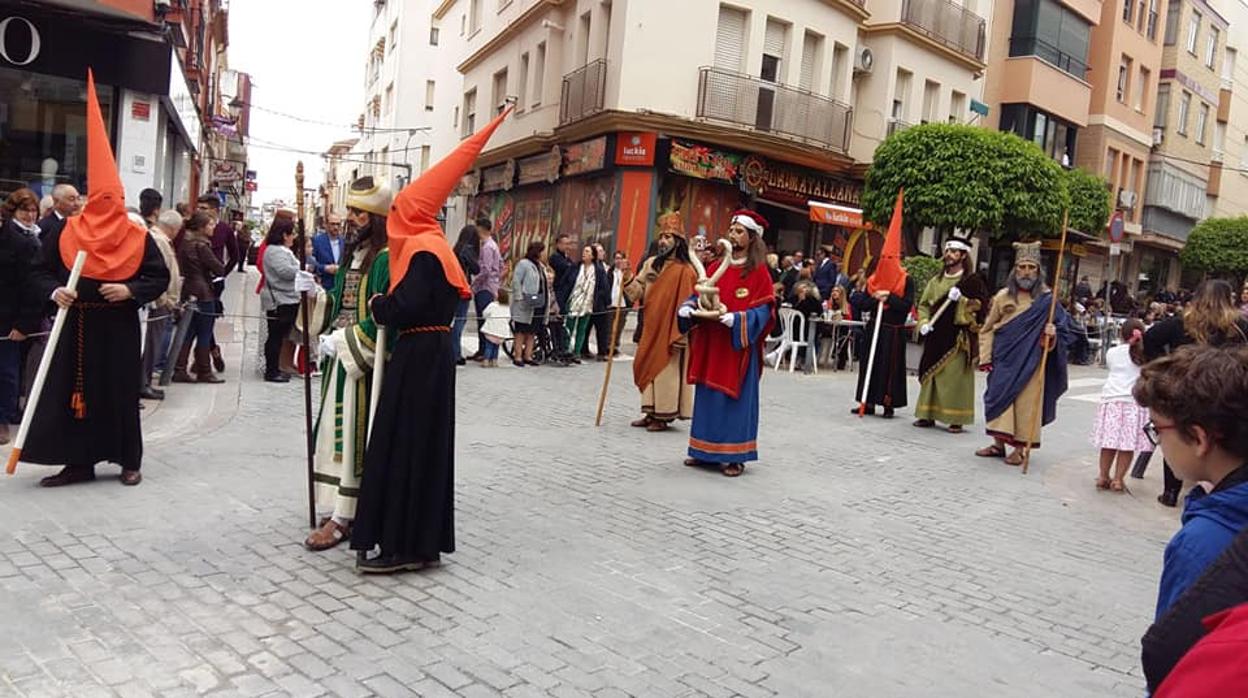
xmin=857 ymin=298 xmax=886 ymax=416
xmin=1021 ymin=210 xmax=1069 ymax=474
xmin=295 ymin=163 xmax=316 ymax=528
xmin=7 ymin=251 xmax=87 ymax=475
xmin=595 ymin=190 xmax=642 ymax=427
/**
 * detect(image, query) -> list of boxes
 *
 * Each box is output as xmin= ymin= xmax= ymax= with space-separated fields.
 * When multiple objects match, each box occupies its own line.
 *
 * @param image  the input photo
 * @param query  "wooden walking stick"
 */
xmin=1021 ymin=211 xmax=1069 ymax=474
xmin=595 ymin=190 xmax=642 ymax=427
xmin=295 ymin=163 xmax=317 ymax=528
xmin=7 ymin=251 xmax=87 ymax=475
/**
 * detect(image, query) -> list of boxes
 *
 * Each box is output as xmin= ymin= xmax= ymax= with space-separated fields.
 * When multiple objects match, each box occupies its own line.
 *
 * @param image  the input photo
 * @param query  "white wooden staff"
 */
xmin=7 ymin=251 xmax=87 ymax=475
xmin=856 ymin=297 xmax=886 ymax=415
xmin=367 ymin=327 xmax=386 ymax=442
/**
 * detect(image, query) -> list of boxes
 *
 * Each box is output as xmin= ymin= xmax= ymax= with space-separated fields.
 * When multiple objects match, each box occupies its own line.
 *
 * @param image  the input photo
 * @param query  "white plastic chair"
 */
xmin=774 ymin=308 xmax=809 ymax=373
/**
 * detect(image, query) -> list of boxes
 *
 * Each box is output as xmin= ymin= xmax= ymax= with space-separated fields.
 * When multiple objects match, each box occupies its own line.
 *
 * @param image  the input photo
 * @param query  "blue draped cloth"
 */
xmin=684 ymin=303 xmax=771 ymax=464
xmin=983 ymin=292 xmax=1073 ymax=427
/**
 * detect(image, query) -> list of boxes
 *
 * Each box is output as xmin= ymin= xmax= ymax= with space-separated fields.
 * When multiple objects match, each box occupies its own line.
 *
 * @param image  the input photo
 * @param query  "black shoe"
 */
xmin=456 ymin=358 xmax=467 ymax=366
xmin=882 ymin=407 xmax=895 ymax=419
xmin=139 ymin=386 xmax=165 ymax=400
xmin=1158 ymin=490 xmax=1179 ymax=508
xmin=264 ymin=373 xmax=291 ymax=383
xmin=39 ymin=466 xmax=96 ymax=488
xmin=356 ymin=551 xmax=439 ymax=574
xmin=513 ymin=360 xmax=525 ymax=368
xmin=525 ymin=360 xmax=540 ymax=366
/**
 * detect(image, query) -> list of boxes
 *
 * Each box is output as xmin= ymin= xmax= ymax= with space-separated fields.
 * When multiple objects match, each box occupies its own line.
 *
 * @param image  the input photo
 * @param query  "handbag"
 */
xmin=521 ymin=260 xmax=546 ymax=308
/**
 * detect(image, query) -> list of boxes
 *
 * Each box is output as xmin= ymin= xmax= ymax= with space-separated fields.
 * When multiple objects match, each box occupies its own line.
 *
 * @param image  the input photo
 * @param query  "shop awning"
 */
xmin=808 ymin=201 xmax=864 ymax=228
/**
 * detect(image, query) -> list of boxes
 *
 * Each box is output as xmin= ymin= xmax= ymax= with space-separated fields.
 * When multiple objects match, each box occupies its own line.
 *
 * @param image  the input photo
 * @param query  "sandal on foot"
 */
xmin=913 ymin=419 xmax=935 ymax=428
xmin=947 ymin=425 xmax=964 ymax=434
xmin=684 ymin=457 xmax=708 ymax=467
xmin=646 ymin=420 xmax=671 ymax=432
xmin=630 ymin=416 xmax=652 ymax=428
xmin=720 ymin=463 xmax=745 ymax=477
xmin=975 ymin=445 xmax=1006 ymax=458
xmin=1110 ymin=479 xmax=1126 ymax=492
xmin=1003 ymin=451 xmax=1024 ymax=466
xmin=304 ymin=520 xmax=350 ymax=551
xmin=1096 ymin=476 xmax=1112 ymax=490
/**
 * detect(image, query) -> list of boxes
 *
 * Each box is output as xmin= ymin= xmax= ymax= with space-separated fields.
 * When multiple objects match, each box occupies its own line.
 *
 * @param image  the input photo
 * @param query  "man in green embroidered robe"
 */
xmin=913 ymin=234 xmax=989 ymax=434
xmin=304 ymin=177 xmax=391 ymax=551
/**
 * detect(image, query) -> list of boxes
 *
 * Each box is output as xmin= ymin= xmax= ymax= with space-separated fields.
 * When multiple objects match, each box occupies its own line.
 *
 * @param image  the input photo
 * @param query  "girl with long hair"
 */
xmin=1090 ymin=319 xmax=1151 ymax=492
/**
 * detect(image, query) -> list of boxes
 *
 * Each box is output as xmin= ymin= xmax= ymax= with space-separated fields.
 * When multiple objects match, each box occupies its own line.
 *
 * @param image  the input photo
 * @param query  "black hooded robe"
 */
xmin=853 ymin=277 xmax=916 ymax=409
xmin=351 ymin=252 xmax=461 ymax=559
xmin=23 ymin=227 xmax=170 ymax=472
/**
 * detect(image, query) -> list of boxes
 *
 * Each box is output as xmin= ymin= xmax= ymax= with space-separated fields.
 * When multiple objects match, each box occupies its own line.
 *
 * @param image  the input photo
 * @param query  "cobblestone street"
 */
xmin=0 ymin=277 xmax=1181 ymax=697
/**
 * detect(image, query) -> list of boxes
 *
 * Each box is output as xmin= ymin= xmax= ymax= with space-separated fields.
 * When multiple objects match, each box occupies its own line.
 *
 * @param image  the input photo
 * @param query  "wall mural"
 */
xmin=470 ymin=189 xmax=556 ymax=262
xmin=655 ymin=176 xmax=742 ymax=241
xmin=554 ymin=174 xmax=618 ymax=250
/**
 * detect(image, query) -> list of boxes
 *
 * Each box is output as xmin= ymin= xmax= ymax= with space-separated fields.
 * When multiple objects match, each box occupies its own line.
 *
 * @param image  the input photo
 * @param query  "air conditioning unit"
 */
xmin=1152 ymin=127 xmax=1164 ymax=148
xmin=854 ymin=47 xmax=875 ymax=75
xmin=1118 ymin=189 xmax=1138 ymax=209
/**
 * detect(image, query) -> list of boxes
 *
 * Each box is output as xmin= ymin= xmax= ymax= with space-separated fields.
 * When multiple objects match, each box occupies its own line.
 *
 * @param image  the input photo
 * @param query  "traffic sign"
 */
xmin=1108 ymin=211 xmax=1125 ymax=243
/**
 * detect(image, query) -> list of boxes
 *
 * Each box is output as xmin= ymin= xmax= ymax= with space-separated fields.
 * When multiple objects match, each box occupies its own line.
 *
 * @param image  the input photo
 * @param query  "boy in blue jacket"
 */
xmin=1135 ymin=344 xmax=1248 ymax=619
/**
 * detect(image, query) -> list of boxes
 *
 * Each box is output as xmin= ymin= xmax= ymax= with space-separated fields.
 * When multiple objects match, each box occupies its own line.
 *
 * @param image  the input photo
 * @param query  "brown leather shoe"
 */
xmin=120 ymin=470 xmax=142 ymax=486
xmin=630 ymin=416 xmax=652 ymax=428
xmin=304 ymin=519 xmax=350 ymax=551
xmin=39 ymin=466 xmax=96 ymax=487
xmin=646 ymin=420 xmax=671 ymax=432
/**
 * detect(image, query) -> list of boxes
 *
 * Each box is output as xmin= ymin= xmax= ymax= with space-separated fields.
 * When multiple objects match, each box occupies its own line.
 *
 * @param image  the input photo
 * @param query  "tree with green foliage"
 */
xmin=863 ymin=124 xmax=1086 ymax=244
xmin=1180 ymin=216 xmax=1248 ymax=281
xmin=902 ymin=255 xmax=944 ymax=292
xmin=1063 ymin=167 xmax=1112 ymax=236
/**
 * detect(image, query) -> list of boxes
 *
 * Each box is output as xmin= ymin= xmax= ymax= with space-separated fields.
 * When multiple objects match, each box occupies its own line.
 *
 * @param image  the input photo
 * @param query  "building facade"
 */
xmin=1138 ymin=0 xmax=1227 ymax=294
xmin=1207 ymin=0 xmax=1248 ymax=221
xmin=0 ymin=0 xmax=242 ymax=215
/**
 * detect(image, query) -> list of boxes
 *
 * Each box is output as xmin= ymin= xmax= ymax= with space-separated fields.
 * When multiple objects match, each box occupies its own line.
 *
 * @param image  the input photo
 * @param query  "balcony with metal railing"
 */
xmin=695 ymin=67 xmax=853 ymax=153
xmin=559 ymin=59 xmax=607 ymax=126
xmin=901 ymin=0 xmax=986 ymax=63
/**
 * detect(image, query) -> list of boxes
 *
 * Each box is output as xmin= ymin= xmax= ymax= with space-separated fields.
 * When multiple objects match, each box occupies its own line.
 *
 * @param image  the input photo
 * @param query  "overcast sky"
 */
xmin=228 ymin=2 xmax=370 ymax=208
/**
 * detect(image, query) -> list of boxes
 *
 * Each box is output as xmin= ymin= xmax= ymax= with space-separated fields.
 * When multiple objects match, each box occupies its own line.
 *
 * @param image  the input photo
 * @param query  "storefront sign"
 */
xmin=131 ymin=100 xmax=151 ymax=121
xmin=456 ymin=171 xmax=481 ymax=197
xmin=668 ymin=139 xmax=742 ymax=183
xmin=808 ymin=202 xmax=863 ymax=228
xmin=614 ymin=132 xmax=657 ymax=166
xmin=0 ymin=8 xmax=171 ymax=95
xmin=0 ymin=16 xmax=40 ymax=66
xmin=562 ymin=136 xmax=608 ymax=177
xmin=741 ymin=155 xmax=861 ymax=208
xmin=480 ymin=160 xmax=516 ymax=192
xmin=517 ymin=146 xmax=562 ymax=185
xmin=211 ymin=160 xmax=244 ymax=183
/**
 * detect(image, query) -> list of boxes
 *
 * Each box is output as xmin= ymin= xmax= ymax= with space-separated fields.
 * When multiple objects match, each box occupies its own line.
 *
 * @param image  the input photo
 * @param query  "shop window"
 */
xmin=0 ymin=69 xmax=114 ymax=198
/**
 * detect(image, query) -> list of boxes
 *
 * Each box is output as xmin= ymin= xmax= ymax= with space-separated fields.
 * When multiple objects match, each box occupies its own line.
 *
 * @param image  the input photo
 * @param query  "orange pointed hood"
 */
xmin=867 ymin=188 xmax=908 ymax=298
xmin=387 ymin=108 xmax=512 ymax=296
xmin=60 ymin=69 xmax=147 ymax=282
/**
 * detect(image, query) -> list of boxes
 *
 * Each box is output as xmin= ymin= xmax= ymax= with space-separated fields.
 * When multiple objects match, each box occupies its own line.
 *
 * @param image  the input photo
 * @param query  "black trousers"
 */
xmin=265 ymin=304 xmax=298 ymax=377
xmin=591 ymin=309 xmax=611 ymax=357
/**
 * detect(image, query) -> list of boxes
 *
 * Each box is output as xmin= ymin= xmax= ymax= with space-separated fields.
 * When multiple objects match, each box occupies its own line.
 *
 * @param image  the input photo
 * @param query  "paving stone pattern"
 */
xmin=0 ymin=292 xmax=1182 ymax=696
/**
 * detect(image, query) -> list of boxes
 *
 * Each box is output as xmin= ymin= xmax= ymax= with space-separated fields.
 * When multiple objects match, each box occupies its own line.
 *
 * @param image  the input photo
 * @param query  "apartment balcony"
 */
xmin=695 ymin=67 xmax=853 ymax=153
xmin=901 ymin=0 xmax=986 ymax=63
xmin=886 ymin=118 xmax=914 ymax=137
xmin=559 ymin=59 xmax=607 ymax=126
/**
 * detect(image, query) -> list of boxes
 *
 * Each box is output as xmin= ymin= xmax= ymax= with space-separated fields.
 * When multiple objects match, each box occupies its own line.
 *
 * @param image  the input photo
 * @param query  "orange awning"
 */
xmin=809 ymin=201 xmax=864 ymax=228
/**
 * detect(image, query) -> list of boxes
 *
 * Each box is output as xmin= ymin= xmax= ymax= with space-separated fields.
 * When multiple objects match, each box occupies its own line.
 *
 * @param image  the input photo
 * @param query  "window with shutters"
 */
xmin=714 ymin=5 xmax=747 ymax=72
xmin=534 ymin=42 xmax=546 ymax=106
xmin=762 ymin=18 xmax=787 ymax=82
xmin=799 ymin=31 xmax=822 ymax=92
xmin=922 ymin=80 xmax=939 ymax=123
xmin=518 ymin=53 xmax=529 ymax=113
xmin=830 ymin=43 xmax=848 ymax=101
